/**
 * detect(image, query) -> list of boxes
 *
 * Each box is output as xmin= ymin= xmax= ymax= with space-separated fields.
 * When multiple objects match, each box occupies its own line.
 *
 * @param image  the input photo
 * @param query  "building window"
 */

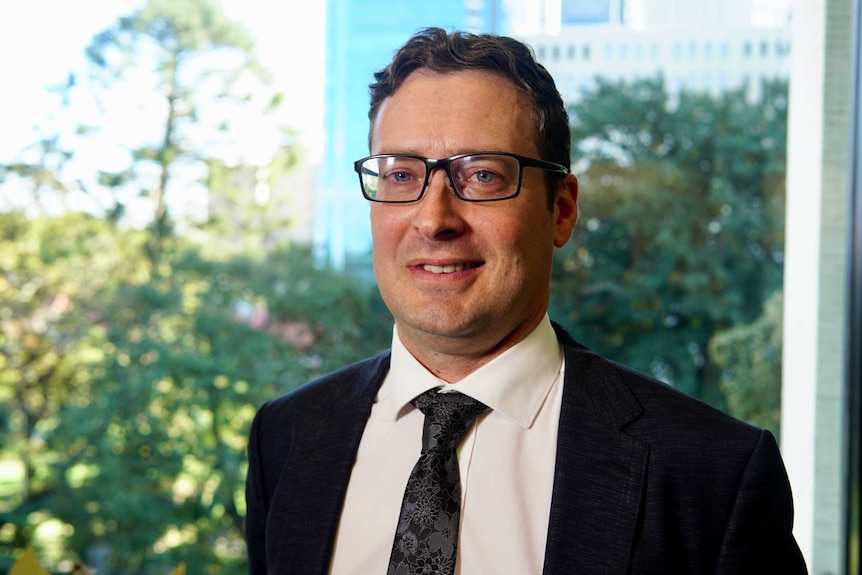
xmin=568 ymin=44 xmax=576 ymax=59
xmin=761 ymin=41 xmax=769 ymax=57
xmin=743 ymin=42 xmax=752 ymax=58
xmin=583 ymin=45 xmax=591 ymax=60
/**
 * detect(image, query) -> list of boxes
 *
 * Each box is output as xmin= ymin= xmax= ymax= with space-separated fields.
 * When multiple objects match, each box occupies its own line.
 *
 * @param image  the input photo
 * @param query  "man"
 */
xmin=245 ymin=28 xmax=806 ymax=574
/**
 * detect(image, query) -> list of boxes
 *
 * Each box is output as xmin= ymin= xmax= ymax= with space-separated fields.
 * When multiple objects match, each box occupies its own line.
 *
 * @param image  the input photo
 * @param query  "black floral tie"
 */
xmin=388 ymin=390 xmax=489 ymax=575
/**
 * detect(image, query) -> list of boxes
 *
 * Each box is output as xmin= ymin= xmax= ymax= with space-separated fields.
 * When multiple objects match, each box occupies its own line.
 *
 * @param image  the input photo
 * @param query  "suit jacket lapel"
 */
xmin=543 ymin=326 xmax=649 ymax=574
xmin=269 ymin=353 xmax=390 ymax=574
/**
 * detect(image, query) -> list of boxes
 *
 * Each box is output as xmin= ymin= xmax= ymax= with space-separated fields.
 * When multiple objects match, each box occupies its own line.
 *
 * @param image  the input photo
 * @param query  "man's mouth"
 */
xmin=421 ymin=263 xmax=481 ymax=274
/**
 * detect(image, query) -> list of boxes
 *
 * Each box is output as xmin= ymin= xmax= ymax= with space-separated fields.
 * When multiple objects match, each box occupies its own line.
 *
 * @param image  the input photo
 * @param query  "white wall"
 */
xmin=781 ymin=0 xmax=854 ymax=571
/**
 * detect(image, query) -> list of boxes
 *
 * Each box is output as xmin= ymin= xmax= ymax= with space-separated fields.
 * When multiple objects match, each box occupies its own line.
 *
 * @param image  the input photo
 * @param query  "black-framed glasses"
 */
xmin=353 ymin=152 xmax=569 ymax=203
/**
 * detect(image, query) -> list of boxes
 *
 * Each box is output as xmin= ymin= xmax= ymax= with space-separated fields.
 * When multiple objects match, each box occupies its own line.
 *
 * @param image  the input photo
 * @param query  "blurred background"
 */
xmin=0 ymin=0 xmax=858 ymax=573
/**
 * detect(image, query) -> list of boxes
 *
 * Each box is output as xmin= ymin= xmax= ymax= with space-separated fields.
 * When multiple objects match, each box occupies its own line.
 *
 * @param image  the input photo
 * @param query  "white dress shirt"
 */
xmin=328 ymin=316 xmax=565 ymax=574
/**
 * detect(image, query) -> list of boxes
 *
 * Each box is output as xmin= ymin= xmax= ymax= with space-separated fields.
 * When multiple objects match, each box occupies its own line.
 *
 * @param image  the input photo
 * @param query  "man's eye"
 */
xmin=473 ymin=170 xmax=497 ymax=184
xmin=385 ymin=170 xmax=414 ymax=184
xmin=463 ymin=169 xmax=501 ymax=185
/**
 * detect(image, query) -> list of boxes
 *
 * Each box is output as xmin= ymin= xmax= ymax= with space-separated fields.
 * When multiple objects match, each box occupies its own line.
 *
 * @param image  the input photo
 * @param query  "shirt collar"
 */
xmin=384 ymin=316 xmax=563 ymax=428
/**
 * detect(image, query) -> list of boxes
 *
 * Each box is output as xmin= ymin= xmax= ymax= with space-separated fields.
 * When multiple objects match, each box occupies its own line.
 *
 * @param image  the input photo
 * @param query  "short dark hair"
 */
xmin=367 ymin=27 xmax=570 ymax=203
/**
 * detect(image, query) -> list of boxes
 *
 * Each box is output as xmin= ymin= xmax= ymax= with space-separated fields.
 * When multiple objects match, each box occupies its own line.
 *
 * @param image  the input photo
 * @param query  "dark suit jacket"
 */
xmin=245 ymin=324 xmax=807 ymax=574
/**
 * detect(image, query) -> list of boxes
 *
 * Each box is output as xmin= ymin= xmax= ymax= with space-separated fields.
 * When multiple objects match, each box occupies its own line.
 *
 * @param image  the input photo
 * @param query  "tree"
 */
xmin=84 ymin=0 xmax=280 ymax=263
xmin=551 ymin=77 xmax=787 ymax=405
xmin=0 ymin=210 xmax=150 ymax=569
xmin=1 ymin=1 xmax=386 ymax=570
xmin=0 ymin=212 xmax=392 ymax=572
xmin=55 ymin=245 xmax=391 ymax=572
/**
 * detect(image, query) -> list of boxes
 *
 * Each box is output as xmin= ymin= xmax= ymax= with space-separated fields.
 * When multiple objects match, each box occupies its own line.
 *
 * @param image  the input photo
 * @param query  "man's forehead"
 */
xmin=370 ymin=69 xmax=536 ymax=153
xmin=388 ymin=68 xmax=520 ymax=99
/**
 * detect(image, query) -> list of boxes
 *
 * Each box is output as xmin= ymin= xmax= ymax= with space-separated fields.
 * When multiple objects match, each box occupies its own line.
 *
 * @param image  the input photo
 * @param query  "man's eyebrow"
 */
xmin=372 ymin=150 xmax=512 ymax=158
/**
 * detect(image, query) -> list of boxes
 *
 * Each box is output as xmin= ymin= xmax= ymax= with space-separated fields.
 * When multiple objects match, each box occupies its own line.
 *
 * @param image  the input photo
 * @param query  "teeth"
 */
xmin=423 ymin=263 xmax=475 ymax=274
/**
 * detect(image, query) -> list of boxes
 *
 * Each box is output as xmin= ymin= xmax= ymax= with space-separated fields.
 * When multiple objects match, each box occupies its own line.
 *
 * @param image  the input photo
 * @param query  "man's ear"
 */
xmin=553 ymin=174 xmax=579 ymax=248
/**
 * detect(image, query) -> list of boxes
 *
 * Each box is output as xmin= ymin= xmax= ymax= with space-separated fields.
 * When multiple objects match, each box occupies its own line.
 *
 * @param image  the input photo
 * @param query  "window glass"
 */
xmin=0 ymin=1 xmax=854 ymax=573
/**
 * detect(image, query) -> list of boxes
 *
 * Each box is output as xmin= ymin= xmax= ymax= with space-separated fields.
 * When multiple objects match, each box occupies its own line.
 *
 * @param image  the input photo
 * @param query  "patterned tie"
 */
xmin=387 ymin=390 xmax=489 ymax=575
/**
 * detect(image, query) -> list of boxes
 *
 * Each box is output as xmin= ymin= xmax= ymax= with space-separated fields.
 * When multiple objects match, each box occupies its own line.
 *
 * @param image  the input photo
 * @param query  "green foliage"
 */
xmin=0 ymin=1 xmax=344 ymax=570
xmin=128 ymin=0 xmax=253 ymax=53
xmin=1 ymin=2 xmax=791 ymax=569
xmin=87 ymin=0 xmax=255 ymax=78
xmin=709 ymin=291 xmax=784 ymax=436
xmin=551 ymin=77 xmax=787 ymax=406
xmin=0 ymin=210 xmax=149 ymax=569
xmin=0 ymin=211 xmax=391 ymax=572
xmin=0 ymin=136 xmax=75 ymax=210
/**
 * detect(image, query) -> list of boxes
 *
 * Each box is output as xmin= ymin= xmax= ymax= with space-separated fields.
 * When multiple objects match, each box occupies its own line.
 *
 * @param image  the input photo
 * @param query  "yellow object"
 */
xmin=9 ymin=544 xmax=49 ymax=575
xmin=8 ymin=544 xmax=184 ymax=575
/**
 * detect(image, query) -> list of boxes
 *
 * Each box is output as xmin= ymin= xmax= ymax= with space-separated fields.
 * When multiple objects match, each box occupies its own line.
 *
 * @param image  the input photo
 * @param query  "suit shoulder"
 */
xmin=554 ymin=322 xmax=762 ymax=441
xmin=614 ymin=359 xmax=761 ymax=438
xmin=257 ymin=350 xmax=391 ymax=421
xmin=561 ymin=335 xmax=783 ymax=488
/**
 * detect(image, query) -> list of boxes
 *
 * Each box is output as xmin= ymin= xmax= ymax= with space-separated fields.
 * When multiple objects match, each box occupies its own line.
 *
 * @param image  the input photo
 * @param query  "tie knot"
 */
xmin=412 ymin=390 xmax=488 ymax=452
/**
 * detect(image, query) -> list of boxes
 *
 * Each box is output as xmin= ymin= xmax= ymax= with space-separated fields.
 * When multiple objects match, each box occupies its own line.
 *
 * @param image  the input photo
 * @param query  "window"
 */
xmin=4 ymin=2 xmax=857 ymax=573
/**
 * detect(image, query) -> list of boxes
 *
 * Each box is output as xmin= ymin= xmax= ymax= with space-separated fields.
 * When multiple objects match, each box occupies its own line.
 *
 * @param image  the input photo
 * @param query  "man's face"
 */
xmin=369 ymin=69 xmax=578 ymax=369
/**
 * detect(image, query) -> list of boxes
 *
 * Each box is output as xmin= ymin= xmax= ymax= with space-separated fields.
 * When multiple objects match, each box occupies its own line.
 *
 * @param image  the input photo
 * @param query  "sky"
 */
xmin=0 ymin=0 xmax=327 ymax=163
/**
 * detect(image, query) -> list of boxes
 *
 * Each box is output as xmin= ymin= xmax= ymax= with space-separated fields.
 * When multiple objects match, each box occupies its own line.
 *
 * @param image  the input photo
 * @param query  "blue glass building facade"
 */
xmin=316 ymin=0 xmax=512 ymax=270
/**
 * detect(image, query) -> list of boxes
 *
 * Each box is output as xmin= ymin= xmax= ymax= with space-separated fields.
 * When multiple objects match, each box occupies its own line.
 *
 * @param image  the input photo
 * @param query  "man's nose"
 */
xmin=413 ymin=169 xmax=465 ymax=240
